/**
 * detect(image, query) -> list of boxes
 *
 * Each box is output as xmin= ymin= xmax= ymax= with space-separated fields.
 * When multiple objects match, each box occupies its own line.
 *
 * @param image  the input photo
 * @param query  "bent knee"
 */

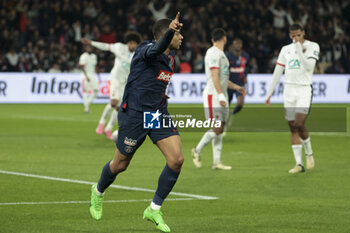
xmin=168 ymin=154 xmax=184 ymax=169
xmin=294 ymin=122 xmax=305 ymax=129
xmin=110 ymin=163 xmax=128 ymax=174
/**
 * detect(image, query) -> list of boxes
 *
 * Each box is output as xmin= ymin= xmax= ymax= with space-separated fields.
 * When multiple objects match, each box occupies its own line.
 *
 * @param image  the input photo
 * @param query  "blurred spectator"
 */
xmin=48 ymin=63 xmax=61 ymax=73
xmin=6 ymin=48 xmax=19 ymax=71
xmin=148 ymin=0 xmax=170 ymax=21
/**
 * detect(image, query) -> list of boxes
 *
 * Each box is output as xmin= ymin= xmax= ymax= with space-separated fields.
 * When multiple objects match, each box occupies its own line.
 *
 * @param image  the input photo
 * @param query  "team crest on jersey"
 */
xmin=156 ymin=70 xmax=173 ymax=82
xmin=124 ymin=145 xmax=134 ymax=153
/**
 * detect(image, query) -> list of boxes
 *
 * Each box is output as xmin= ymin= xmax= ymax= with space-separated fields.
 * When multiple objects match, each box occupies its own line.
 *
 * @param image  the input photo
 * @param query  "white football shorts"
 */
xmin=284 ymin=83 xmax=313 ymax=121
xmin=203 ymin=92 xmax=229 ymax=122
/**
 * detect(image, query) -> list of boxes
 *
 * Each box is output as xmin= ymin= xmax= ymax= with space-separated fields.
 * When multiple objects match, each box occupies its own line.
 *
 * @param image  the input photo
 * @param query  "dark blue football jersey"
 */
xmin=121 ymin=39 xmax=175 ymax=112
xmin=226 ymin=51 xmax=250 ymax=85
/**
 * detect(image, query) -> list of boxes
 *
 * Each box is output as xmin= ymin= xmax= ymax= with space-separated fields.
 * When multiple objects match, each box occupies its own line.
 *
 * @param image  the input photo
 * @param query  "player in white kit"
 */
xmin=81 ymin=32 xmax=142 ymax=139
xmin=265 ymin=24 xmax=319 ymax=173
xmin=192 ymin=28 xmax=246 ymax=170
xmin=79 ymin=45 xmax=98 ymax=113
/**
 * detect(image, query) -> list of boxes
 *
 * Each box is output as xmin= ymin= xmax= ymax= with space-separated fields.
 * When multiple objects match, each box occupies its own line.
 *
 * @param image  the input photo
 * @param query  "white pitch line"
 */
xmin=0 ymin=198 xmax=196 ymax=206
xmin=9 ymin=114 xmax=96 ymax=123
xmin=0 ymin=170 xmax=218 ymax=200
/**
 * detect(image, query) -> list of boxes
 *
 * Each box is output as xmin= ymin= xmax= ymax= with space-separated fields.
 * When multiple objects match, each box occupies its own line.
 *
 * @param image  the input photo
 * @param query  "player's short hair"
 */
xmin=124 ymin=31 xmax=142 ymax=44
xmin=289 ymin=24 xmax=304 ymax=32
xmin=152 ymin=18 xmax=172 ymax=40
xmin=211 ymin=28 xmax=226 ymax=42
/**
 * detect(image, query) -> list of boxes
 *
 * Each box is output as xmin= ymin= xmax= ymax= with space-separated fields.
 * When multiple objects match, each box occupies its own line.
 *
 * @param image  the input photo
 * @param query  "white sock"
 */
xmin=99 ymin=104 xmax=113 ymax=124
xmin=301 ymin=137 xmax=313 ymax=156
xmin=196 ymin=130 xmax=216 ymax=153
xmin=105 ymin=109 xmax=118 ymax=131
xmin=212 ymin=134 xmax=223 ymax=165
xmin=150 ymin=201 xmax=161 ymax=210
xmin=83 ymin=93 xmax=89 ymax=111
xmin=292 ymin=144 xmax=303 ymax=165
xmin=95 ymin=186 xmax=104 ymax=196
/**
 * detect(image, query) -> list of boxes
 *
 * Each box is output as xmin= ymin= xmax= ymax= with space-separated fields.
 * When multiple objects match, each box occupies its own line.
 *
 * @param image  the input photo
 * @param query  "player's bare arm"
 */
xmin=210 ymin=68 xmax=226 ymax=107
xmin=228 ymin=80 xmax=247 ymax=96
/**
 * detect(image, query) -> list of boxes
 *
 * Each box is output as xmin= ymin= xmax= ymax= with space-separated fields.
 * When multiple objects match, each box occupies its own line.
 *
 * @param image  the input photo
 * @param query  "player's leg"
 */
xmin=211 ymin=114 xmax=232 ymax=170
xmin=90 ymin=110 xmax=147 ymax=220
xmin=225 ymin=89 xmax=235 ymax=129
xmin=192 ymin=93 xmax=214 ymax=167
xmin=284 ymin=85 xmax=305 ymax=173
xmin=104 ymin=84 xmax=123 ymax=139
xmin=97 ymin=80 xmax=114 ymax=134
xmin=87 ymin=88 xmax=98 ymax=107
xmin=295 ymin=85 xmax=315 ymax=170
xmin=104 ymin=99 xmax=119 ymax=140
xmin=82 ymin=79 xmax=90 ymax=113
xmin=143 ymin=135 xmax=183 ymax=232
xmin=90 ymin=148 xmax=133 ymax=220
xmin=287 ymin=120 xmax=305 ymax=172
xmin=233 ymin=93 xmax=244 ymax=115
xmin=86 ymin=78 xmax=99 ymax=111
xmin=96 ymin=104 xmax=113 ymax=134
xmin=295 ymin=113 xmax=314 ymax=170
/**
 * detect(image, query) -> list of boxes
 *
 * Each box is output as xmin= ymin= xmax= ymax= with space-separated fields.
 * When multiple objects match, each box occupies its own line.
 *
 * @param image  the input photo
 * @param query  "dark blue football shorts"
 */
xmin=116 ymin=108 xmax=179 ymax=156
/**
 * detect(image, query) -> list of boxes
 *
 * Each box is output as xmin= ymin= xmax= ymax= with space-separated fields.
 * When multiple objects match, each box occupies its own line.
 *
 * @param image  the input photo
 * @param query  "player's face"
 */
xmin=289 ymin=29 xmax=305 ymax=43
xmin=233 ymin=40 xmax=242 ymax=51
xmin=169 ymin=31 xmax=183 ymax=50
xmin=127 ymin=41 xmax=138 ymax=52
xmin=86 ymin=45 xmax=93 ymax=53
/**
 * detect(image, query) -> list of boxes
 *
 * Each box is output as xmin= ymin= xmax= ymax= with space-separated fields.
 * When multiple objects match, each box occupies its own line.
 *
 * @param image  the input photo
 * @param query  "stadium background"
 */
xmin=0 ymin=0 xmax=349 ymax=74
xmin=1 ymin=1 xmax=350 ymax=233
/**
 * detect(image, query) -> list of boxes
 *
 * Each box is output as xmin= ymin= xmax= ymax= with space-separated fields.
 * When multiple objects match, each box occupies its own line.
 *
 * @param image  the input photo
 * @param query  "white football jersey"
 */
xmin=79 ymin=52 xmax=97 ymax=77
xmin=204 ymin=46 xmax=230 ymax=96
xmin=277 ymin=40 xmax=320 ymax=85
xmin=91 ymin=41 xmax=133 ymax=85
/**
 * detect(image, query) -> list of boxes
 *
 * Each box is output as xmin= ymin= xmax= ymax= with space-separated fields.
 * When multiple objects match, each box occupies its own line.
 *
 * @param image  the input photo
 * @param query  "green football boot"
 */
xmin=143 ymin=206 xmax=171 ymax=232
xmin=89 ymin=184 xmax=104 ymax=220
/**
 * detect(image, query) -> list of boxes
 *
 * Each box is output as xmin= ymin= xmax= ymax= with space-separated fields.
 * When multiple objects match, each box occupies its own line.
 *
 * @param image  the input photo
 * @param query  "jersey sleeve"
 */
xmin=79 ymin=54 xmax=86 ymax=65
xmin=276 ymin=47 xmax=286 ymax=67
xmin=307 ymin=43 xmax=320 ymax=61
xmin=208 ymin=51 xmax=221 ymax=70
xmin=110 ymin=43 xmax=122 ymax=57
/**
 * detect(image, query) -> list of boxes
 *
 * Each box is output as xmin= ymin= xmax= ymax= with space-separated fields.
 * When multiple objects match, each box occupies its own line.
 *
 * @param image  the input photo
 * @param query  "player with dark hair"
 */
xmin=226 ymin=38 xmax=250 ymax=117
xmin=266 ymin=23 xmax=319 ymax=173
xmin=89 ymin=13 xmax=183 ymax=233
xmin=81 ymin=31 xmax=142 ymax=140
xmin=192 ymin=28 xmax=246 ymax=170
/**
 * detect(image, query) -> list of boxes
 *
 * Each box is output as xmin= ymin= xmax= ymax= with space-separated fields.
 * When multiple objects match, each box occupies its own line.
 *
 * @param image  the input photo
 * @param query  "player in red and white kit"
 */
xmin=266 ymin=24 xmax=319 ymax=173
xmin=192 ymin=28 xmax=246 ymax=170
xmin=78 ymin=45 xmax=98 ymax=113
xmin=81 ymin=32 xmax=141 ymax=139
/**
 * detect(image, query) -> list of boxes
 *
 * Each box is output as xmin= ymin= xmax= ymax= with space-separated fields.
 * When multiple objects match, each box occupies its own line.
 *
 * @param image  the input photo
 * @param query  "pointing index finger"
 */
xmin=175 ymin=12 xmax=180 ymax=21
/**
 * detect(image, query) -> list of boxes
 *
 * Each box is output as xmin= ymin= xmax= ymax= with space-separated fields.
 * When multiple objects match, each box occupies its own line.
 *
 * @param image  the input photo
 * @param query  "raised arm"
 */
xmin=294 ymin=41 xmax=318 ymax=72
xmin=81 ymin=38 xmax=111 ymax=52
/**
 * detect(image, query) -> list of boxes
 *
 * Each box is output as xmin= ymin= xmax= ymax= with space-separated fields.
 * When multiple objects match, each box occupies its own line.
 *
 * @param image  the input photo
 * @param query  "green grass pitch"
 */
xmin=0 ymin=103 xmax=349 ymax=233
